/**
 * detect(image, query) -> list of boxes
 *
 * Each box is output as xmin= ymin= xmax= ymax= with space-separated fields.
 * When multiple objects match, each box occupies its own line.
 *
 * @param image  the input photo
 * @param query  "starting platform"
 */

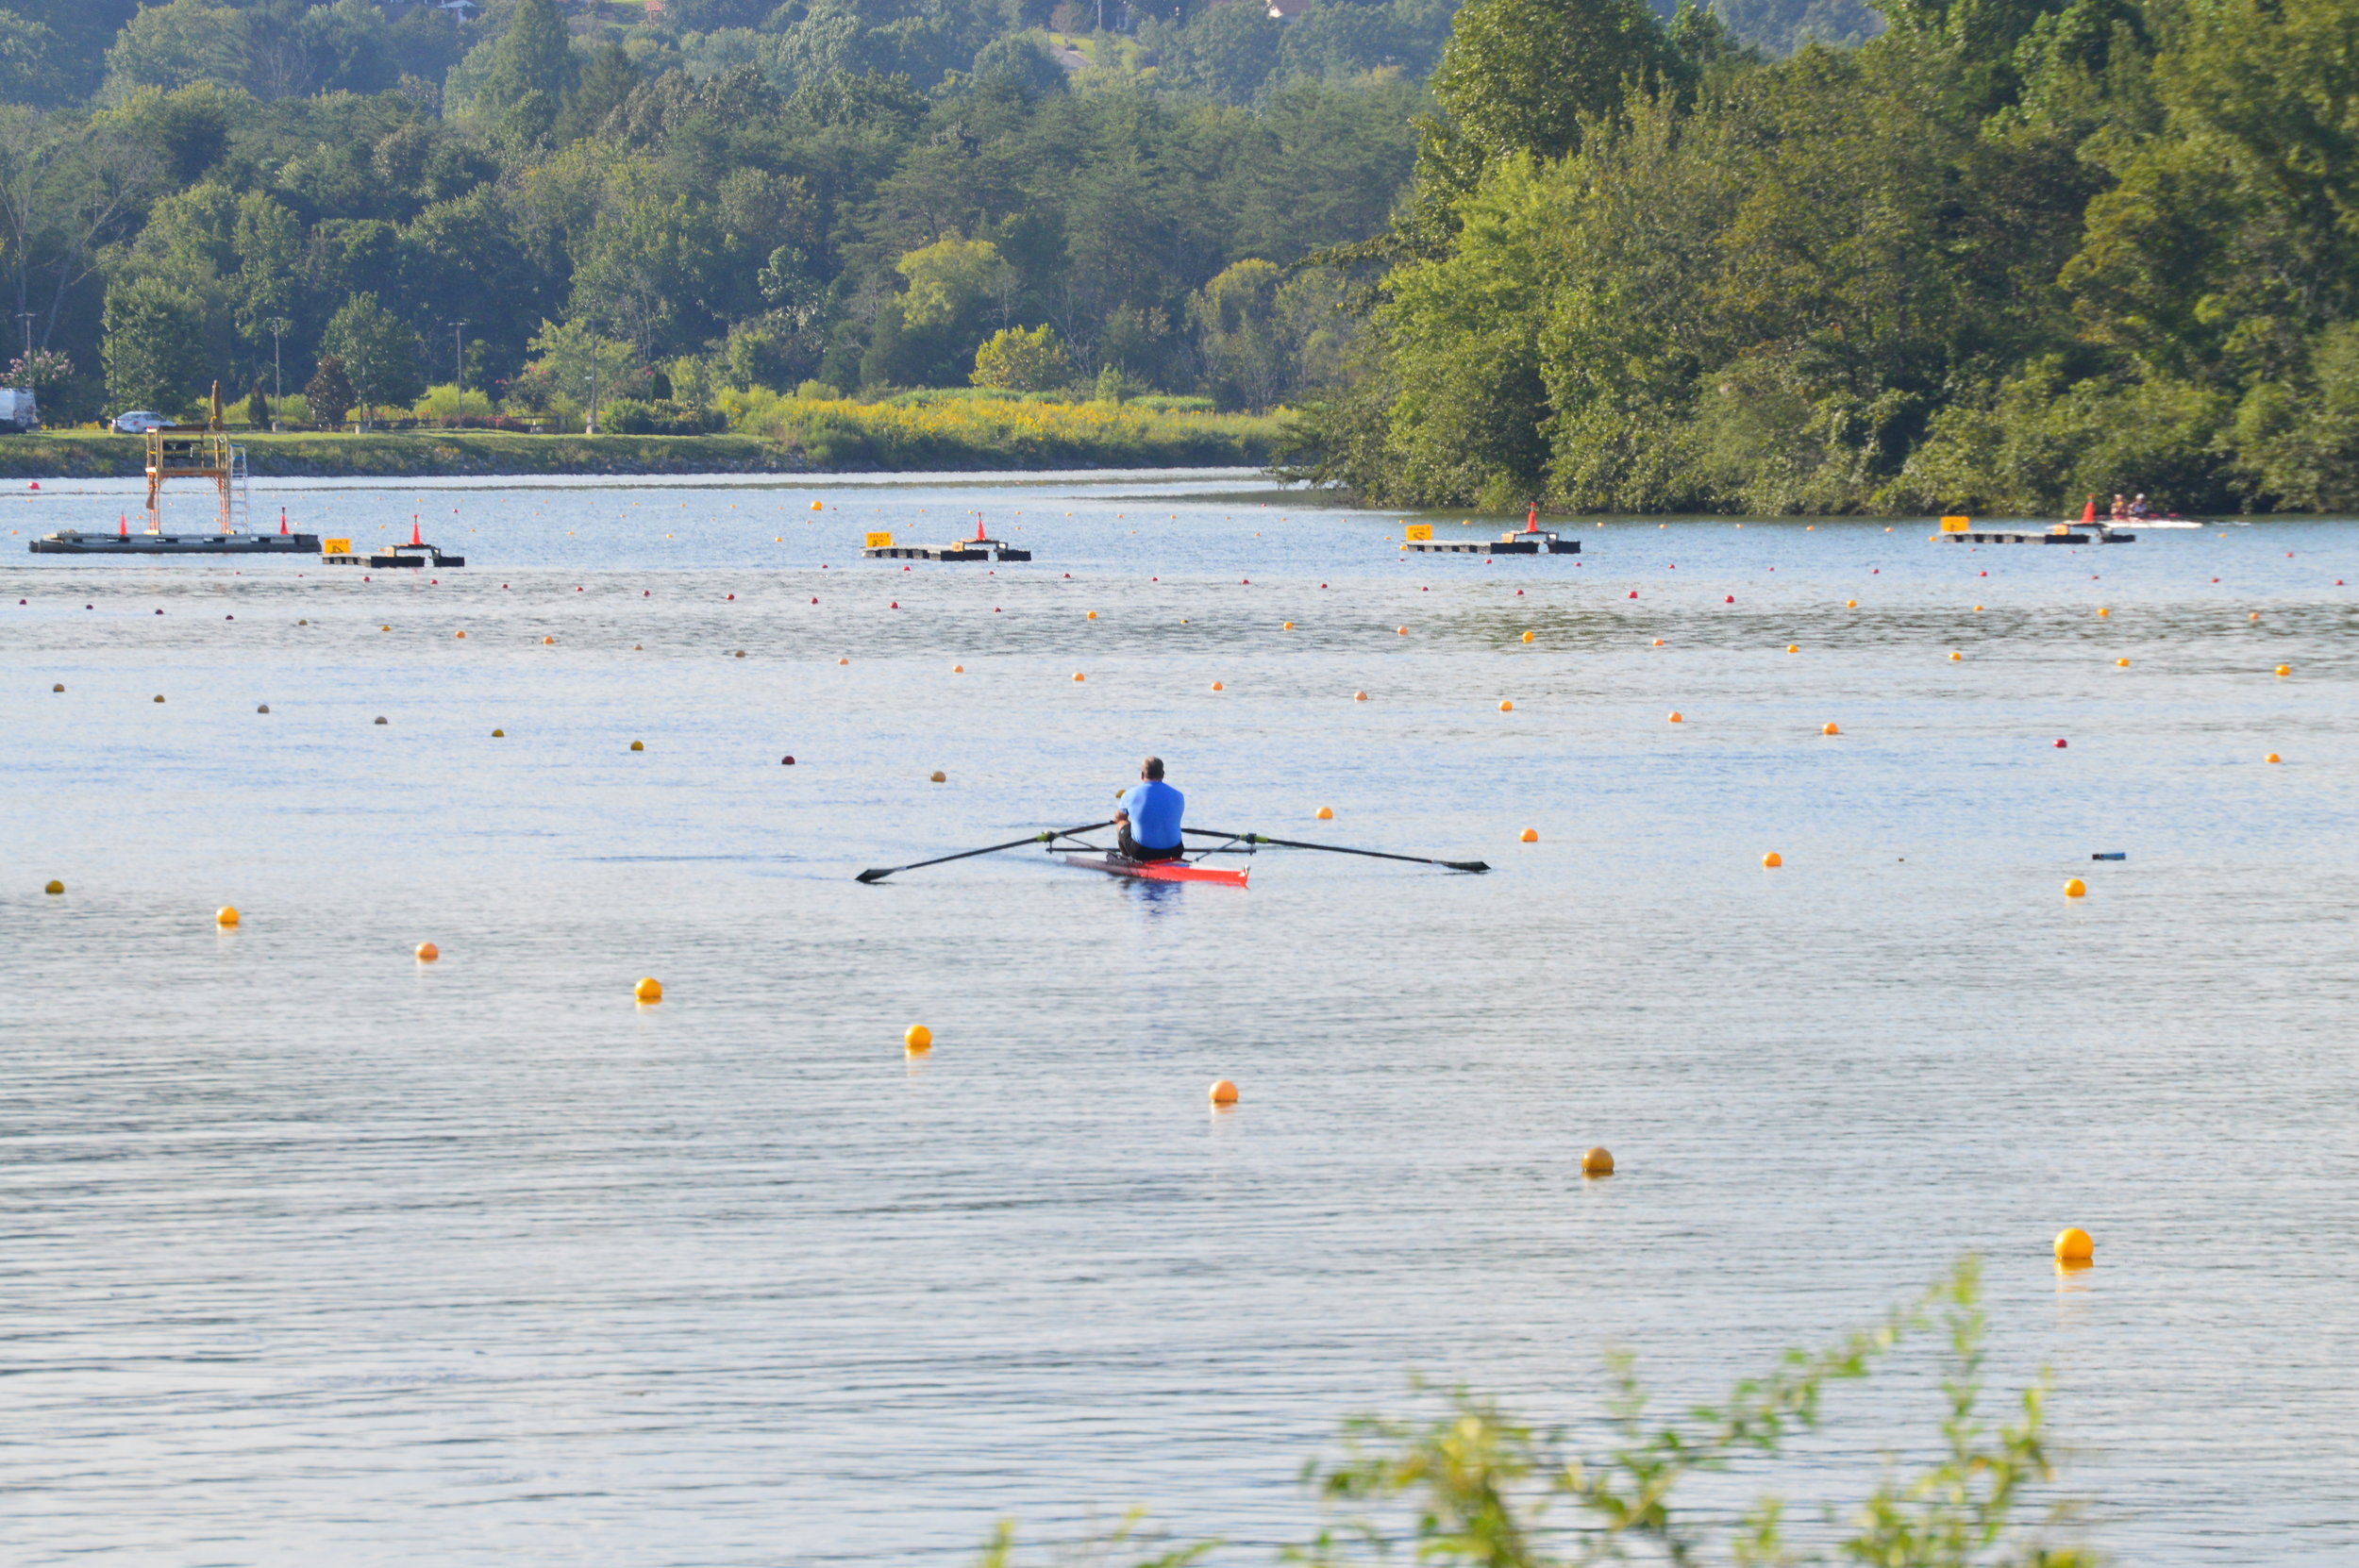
xmin=1404 ymin=509 xmax=1580 ymax=555
xmin=862 ymin=520 xmax=1030 ymax=561
xmin=322 ymin=522 xmax=465 ymax=568
xmin=1937 ymin=514 xmax=2133 ymax=545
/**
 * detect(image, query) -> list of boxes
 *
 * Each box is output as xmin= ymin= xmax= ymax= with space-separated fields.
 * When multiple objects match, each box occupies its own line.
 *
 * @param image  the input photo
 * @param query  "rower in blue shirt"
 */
xmin=1114 ymin=756 xmax=1185 ymax=862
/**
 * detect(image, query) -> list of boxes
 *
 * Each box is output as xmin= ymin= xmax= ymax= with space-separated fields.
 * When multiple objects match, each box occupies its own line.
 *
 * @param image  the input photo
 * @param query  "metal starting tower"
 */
xmin=143 ymin=382 xmax=250 ymax=535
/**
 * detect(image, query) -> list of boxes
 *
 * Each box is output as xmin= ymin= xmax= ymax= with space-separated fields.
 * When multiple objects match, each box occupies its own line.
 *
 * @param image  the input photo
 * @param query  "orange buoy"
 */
xmin=1353 ymin=691 xmax=1367 ymax=701
xmin=2054 ymin=1226 xmax=2094 ymax=1263
xmin=1581 ymin=1146 xmax=1614 ymax=1176
xmin=2266 ymin=752 xmax=2282 ymax=763
xmin=904 ymin=1024 xmax=932 ymax=1053
xmin=1668 ymin=711 xmax=1682 ymax=723
xmin=1761 ymin=852 xmax=1782 ymax=868
xmin=1497 ymin=699 xmax=1514 ymax=711
xmin=216 ymin=906 xmax=240 ymax=926
xmin=1211 ymin=680 xmax=1224 ymax=691
xmin=634 ymin=976 xmax=663 ymax=1003
xmin=1072 ymin=672 xmax=1085 ymax=682
xmin=2064 ymin=877 xmax=2086 ymax=898
xmin=1209 ymin=1079 xmax=1239 ymax=1105
xmin=415 ymin=942 xmax=440 ymax=961
xmin=1519 ymin=827 xmax=1538 ymax=842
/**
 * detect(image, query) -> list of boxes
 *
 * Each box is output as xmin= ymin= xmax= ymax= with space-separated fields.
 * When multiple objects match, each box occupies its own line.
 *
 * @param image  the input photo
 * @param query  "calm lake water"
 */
xmin=3 ymin=472 xmax=2355 ymax=1566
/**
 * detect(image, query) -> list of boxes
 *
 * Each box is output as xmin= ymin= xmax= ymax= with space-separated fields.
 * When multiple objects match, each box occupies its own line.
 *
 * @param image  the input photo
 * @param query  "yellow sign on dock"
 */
xmin=321 ymin=538 xmax=352 ymax=554
xmin=1939 ymin=516 xmax=1971 ymax=532
xmin=865 ymin=531 xmax=893 ymax=548
xmin=1404 ymin=524 xmax=1433 ymax=542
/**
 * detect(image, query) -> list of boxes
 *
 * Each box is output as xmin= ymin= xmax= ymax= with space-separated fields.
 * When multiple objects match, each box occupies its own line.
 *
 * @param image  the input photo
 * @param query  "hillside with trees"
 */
xmin=1286 ymin=0 xmax=2359 ymax=513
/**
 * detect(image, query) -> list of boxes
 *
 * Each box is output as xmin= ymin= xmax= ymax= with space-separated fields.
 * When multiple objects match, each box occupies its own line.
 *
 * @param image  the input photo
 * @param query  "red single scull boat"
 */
xmin=1054 ymin=852 xmax=1248 ymax=888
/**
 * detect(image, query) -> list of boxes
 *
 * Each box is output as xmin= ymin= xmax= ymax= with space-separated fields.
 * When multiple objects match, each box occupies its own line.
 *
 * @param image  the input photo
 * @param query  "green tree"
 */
xmin=472 ymin=0 xmax=578 ymax=144
xmin=895 ymin=236 xmax=1016 ymax=331
xmin=971 ymin=324 xmax=1072 ymax=391
xmin=102 ymin=275 xmax=209 ymax=413
xmin=525 ymin=315 xmax=638 ymax=427
xmin=305 ymin=354 xmax=355 ymax=425
xmin=319 ymin=292 xmax=423 ymax=418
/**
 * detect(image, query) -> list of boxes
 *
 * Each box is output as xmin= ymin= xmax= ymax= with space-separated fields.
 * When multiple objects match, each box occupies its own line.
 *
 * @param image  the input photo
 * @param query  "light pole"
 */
xmin=270 ymin=319 xmax=289 ymax=431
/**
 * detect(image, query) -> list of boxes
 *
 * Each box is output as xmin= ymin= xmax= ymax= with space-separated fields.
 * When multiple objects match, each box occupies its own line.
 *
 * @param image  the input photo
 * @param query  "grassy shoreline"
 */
xmin=0 ymin=405 xmax=1280 ymax=480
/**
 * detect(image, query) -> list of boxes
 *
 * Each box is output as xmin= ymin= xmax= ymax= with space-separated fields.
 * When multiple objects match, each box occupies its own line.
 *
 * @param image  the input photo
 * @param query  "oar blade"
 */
xmin=855 ymin=868 xmax=896 ymax=883
xmin=1444 ymin=859 xmax=1491 ymax=874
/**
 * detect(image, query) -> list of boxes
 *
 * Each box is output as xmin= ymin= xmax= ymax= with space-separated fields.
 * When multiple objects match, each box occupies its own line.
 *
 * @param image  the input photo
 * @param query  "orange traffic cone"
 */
xmin=1525 ymin=504 xmax=1539 ymax=533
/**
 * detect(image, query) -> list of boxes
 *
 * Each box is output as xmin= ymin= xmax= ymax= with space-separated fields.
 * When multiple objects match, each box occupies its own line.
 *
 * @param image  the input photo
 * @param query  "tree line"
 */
xmin=1282 ymin=0 xmax=2359 ymax=513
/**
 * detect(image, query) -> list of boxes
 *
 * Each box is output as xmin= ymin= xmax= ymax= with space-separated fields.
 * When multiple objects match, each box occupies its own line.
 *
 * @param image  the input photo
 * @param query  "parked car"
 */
xmin=111 ymin=409 xmax=172 ymax=433
xmin=0 ymin=388 xmax=37 ymax=433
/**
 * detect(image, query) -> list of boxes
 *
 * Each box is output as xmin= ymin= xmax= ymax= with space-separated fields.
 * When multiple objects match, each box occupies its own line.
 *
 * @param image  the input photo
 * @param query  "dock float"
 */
xmin=1937 ymin=515 xmax=2133 ymax=545
xmin=321 ymin=523 xmax=464 ymax=568
xmin=1404 ymin=509 xmax=1580 ymax=555
xmin=862 ymin=521 xmax=1030 ymax=562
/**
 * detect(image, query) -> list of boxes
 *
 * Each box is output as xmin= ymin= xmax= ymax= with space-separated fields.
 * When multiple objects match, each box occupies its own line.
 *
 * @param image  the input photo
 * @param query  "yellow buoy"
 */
xmin=1762 ymin=852 xmax=1782 ymax=868
xmin=629 ymin=741 xmax=644 ymax=751
xmin=635 ymin=976 xmax=663 ymax=1003
xmin=2097 ymin=608 xmax=2109 ymax=617
xmin=1821 ymin=722 xmax=1840 ymax=735
xmin=904 ymin=1024 xmax=931 ymax=1053
xmin=1353 ymin=691 xmax=1367 ymax=701
xmin=415 ymin=942 xmax=440 ymax=961
xmin=1786 ymin=643 xmax=1799 ymax=653
xmin=1519 ymin=827 xmax=1538 ymax=842
xmin=1973 ymin=605 xmax=1983 ymax=611
xmin=1208 ymin=1078 xmax=1239 ymax=1105
xmin=810 ymin=500 xmax=822 ymax=510
xmin=1498 ymin=699 xmax=1514 ymax=711
xmin=1520 ymin=629 xmax=1533 ymax=643
xmin=2054 ymin=1226 xmax=2094 ymax=1263
xmin=216 ymin=906 xmax=240 ymax=926
xmin=1581 ymin=1146 xmax=1614 ymax=1176
xmin=930 ymin=770 xmax=946 ymax=783
xmin=2266 ymin=752 xmax=2282 ymax=763
xmin=153 ymin=693 xmax=165 ymax=703
xmin=1315 ymin=806 xmax=1333 ymax=820
xmin=2116 ymin=658 xmax=2130 ymax=667
xmin=44 ymin=879 xmax=63 ymax=894
xmin=1845 ymin=599 xmax=1857 ymax=608
xmin=492 ymin=728 xmax=505 ymax=737
xmin=2276 ymin=664 xmax=2291 ymax=676
xmin=2064 ymin=877 xmax=2086 ymax=897
xmin=52 ymin=682 xmax=61 ymax=692
xmin=1949 ymin=651 xmax=1963 ymax=660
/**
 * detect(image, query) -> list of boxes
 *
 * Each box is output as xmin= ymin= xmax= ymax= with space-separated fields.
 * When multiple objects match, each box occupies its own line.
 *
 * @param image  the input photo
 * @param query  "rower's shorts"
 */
xmin=1118 ymin=826 xmax=1184 ymax=861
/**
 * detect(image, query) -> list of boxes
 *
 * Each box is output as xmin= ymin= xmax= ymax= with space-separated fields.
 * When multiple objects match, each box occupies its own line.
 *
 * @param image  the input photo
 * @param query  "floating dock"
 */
xmin=32 ymin=529 xmax=315 ymax=555
xmin=862 ymin=521 xmax=1029 ymax=561
xmin=1404 ymin=509 xmax=1580 ymax=555
xmin=1937 ymin=514 xmax=2134 ymax=545
xmin=321 ymin=528 xmax=464 ymax=569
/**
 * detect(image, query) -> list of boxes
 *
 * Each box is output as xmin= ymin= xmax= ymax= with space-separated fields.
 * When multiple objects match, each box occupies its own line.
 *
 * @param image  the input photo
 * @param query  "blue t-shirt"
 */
xmin=1124 ymin=778 xmax=1184 ymax=850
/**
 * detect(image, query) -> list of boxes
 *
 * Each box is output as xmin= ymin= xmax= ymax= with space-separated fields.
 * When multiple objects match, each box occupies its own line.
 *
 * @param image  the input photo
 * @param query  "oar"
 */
xmin=857 ymin=821 xmax=1114 ymax=883
xmin=1181 ymin=827 xmax=1489 ymax=874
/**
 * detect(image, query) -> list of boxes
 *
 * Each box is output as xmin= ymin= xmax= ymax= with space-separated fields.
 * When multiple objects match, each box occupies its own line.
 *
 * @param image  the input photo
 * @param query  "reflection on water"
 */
xmin=3 ymin=475 xmax=2355 ymax=1565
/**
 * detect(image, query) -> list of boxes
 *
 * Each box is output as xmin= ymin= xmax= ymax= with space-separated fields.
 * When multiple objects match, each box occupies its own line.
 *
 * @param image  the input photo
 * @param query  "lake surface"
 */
xmin=4 ymin=473 xmax=2354 ymax=1566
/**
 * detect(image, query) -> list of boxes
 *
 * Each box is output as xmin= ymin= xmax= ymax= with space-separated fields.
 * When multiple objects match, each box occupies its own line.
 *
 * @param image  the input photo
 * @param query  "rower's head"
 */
xmin=1142 ymin=756 xmax=1164 ymax=780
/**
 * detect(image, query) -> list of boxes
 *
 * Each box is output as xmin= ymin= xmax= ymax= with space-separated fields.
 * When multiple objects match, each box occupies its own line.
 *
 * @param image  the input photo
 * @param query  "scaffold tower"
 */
xmin=143 ymin=382 xmax=249 ymax=535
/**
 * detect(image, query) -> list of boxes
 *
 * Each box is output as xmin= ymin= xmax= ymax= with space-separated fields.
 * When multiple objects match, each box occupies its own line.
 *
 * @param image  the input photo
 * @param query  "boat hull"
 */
xmin=1055 ymin=852 xmax=1248 ymax=887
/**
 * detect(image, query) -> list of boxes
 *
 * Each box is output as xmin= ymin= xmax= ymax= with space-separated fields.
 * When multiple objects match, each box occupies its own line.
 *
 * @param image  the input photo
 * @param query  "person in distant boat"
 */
xmin=1114 ymin=756 xmax=1185 ymax=862
xmin=2130 ymin=493 xmax=2152 ymax=519
xmin=2110 ymin=493 xmax=2130 ymax=521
